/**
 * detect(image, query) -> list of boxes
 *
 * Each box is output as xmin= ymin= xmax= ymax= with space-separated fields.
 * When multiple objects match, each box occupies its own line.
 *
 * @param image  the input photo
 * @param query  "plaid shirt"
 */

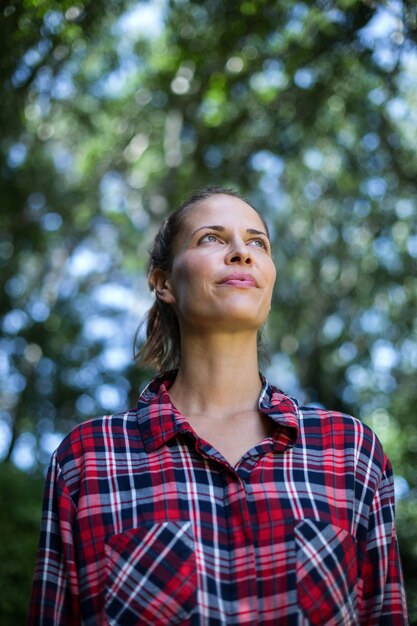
xmin=29 ymin=371 xmax=407 ymax=625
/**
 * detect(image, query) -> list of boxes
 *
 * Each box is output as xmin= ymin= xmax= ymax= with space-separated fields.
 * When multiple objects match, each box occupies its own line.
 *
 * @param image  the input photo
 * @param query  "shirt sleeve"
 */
xmin=359 ymin=454 xmax=408 ymax=625
xmin=28 ymin=451 xmax=80 ymax=625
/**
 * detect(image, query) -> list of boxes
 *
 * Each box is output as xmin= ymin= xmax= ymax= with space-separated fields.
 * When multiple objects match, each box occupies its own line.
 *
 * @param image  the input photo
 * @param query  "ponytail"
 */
xmin=135 ymin=299 xmax=181 ymax=371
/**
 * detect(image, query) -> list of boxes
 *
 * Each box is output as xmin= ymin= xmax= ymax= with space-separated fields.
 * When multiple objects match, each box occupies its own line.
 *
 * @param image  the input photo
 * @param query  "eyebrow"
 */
xmin=191 ymin=225 xmax=269 ymax=239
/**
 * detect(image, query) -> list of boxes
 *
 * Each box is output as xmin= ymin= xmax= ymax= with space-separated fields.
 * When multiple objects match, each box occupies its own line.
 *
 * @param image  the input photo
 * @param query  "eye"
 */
xmin=199 ymin=233 xmax=222 ymax=244
xmin=249 ymin=238 xmax=269 ymax=250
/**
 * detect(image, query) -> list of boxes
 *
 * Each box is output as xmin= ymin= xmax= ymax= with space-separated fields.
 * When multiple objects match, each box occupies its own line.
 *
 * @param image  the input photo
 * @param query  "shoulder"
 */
xmin=262 ymin=376 xmax=387 ymax=471
xmin=52 ymin=372 xmax=175 ymax=474
xmin=297 ymin=404 xmax=387 ymax=473
xmin=53 ymin=408 xmax=142 ymax=477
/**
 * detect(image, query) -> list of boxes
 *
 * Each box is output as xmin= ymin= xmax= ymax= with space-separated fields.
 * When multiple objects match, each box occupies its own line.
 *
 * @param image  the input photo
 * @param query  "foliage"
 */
xmin=1 ymin=0 xmax=417 ymax=622
xmin=0 ymin=465 xmax=43 ymax=624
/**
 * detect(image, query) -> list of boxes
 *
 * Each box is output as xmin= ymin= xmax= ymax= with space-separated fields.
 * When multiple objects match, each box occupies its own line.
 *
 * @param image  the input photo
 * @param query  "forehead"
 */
xmin=182 ymin=194 xmax=266 ymax=233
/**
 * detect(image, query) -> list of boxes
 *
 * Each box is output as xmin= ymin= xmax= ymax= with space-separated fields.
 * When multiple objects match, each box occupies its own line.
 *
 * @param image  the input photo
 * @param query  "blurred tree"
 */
xmin=0 ymin=466 xmax=43 ymax=623
xmin=1 ymin=0 xmax=417 ymax=622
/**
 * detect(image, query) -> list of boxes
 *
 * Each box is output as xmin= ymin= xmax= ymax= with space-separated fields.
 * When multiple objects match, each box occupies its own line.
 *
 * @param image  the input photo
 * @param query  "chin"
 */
xmin=212 ymin=311 xmax=267 ymax=332
xmin=180 ymin=303 xmax=269 ymax=332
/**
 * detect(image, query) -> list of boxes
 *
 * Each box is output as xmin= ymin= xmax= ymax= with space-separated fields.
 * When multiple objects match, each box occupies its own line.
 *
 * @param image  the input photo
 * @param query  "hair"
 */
xmin=135 ymin=185 xmax=270 ymax=372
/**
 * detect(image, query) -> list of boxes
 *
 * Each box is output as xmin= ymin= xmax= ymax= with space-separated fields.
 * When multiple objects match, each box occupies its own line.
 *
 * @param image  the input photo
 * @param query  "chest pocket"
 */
xmin=104 ymin=521 xmax=196 ymax=625
xmin=295 ymin=519 xmax=358 ymax=626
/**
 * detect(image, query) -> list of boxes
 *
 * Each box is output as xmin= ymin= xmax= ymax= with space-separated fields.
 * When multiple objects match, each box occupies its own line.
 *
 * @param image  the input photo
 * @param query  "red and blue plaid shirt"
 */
xmin=29 ymin=371 xmax=408 ymax=625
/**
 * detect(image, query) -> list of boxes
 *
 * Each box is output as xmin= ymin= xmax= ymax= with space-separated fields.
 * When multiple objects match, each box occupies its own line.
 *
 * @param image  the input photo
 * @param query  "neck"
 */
xmin=168 ymin=330 xmax=262 ymax=418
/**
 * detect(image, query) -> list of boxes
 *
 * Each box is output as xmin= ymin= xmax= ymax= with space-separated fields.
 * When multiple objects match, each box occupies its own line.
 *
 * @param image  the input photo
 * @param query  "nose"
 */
xmin=225 ymin=239 xmax=252 ymax=265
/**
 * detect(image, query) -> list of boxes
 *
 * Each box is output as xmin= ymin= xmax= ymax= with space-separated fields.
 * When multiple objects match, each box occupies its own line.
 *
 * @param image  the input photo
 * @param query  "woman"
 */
xmin=29 ymin=187 xmax=407 ymax=625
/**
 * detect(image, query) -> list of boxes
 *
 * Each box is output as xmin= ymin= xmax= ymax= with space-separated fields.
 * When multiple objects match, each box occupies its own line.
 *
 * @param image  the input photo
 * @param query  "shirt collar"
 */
xmin=137 ymin=370 xmax=300 ymax=453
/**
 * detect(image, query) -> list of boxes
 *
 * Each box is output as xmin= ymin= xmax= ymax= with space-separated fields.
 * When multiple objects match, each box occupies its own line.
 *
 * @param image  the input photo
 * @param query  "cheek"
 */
xmin=178 ymin=263 xmax=201 ymax=285
xmin=170 ymin=258 xmax=208 ymax=300
xmin=265 ymin=260 xmax=277 ymax=289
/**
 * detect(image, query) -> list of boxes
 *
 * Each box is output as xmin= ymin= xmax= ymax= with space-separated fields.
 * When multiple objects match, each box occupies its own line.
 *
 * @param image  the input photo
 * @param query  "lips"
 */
xmin=218 ymin=273 xmax=258 ymax=287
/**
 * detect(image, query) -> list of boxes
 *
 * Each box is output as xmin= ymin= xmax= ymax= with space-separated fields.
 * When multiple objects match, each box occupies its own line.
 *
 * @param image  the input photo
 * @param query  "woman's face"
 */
xmin=156 ymin=194 xmax=276 ymax=335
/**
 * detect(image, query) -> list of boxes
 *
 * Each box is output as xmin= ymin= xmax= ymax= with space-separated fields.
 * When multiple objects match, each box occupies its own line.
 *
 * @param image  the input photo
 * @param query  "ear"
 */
xmin=150 ymin=268 xmax=176 ymax=305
